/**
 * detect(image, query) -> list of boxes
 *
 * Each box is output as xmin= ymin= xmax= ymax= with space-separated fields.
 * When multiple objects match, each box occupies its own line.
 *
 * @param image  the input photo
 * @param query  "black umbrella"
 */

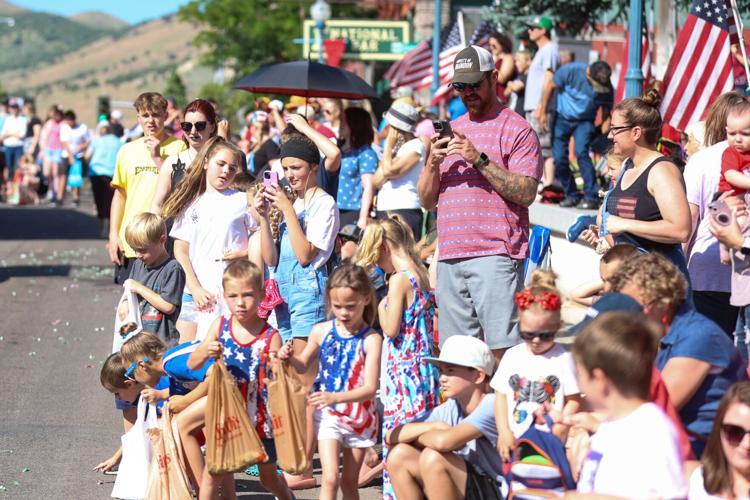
xmin=234 ymin=60 xmax=378 ymax=100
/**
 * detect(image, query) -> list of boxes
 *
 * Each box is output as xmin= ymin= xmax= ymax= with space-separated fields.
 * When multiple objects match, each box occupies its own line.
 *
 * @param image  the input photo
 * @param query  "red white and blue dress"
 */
xmin=219 ymin=315 xmax=276 ymax=439
xmin=382 ymin=270 xmax=440 ymax=499
xmin=313 ymin=320 xmax=378 ymax=446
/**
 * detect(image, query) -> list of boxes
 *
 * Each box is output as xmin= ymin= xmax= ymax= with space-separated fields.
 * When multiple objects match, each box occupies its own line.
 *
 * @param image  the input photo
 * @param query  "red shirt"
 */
xmin=437 ymin=104 xmax=543 ymax=261
xmin=719 ymin=146 xmax=750 ymax=195
xmin=649 ymin=367 xmax=694 ymax=460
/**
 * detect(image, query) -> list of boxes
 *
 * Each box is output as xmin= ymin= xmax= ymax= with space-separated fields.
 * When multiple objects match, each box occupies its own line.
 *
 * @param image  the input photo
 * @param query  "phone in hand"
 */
xmin=263 ymin=170 xmax=278 ymax=193
xmin=432 ymin=120 xmax=453 ymax=139
xmin=708 ymin=199 xmax=733 ymax=226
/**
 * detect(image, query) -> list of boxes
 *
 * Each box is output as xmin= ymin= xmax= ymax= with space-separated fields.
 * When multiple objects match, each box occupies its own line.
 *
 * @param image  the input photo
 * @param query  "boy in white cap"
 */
xmin=385 ymin=336 xmax=506 ymax=500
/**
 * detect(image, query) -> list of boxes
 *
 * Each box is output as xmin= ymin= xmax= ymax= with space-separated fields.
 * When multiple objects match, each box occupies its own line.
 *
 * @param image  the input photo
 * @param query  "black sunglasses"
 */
xmin=722 ymin=423 xmax=750 ymax=446
xmin=608 ymin=125 xmax=634 ymax=136
xmin=519 ymin=330 xmax=556 ymax=342
xmin=181 ymin=121 xmax=208 ymax=133
xmin=452 ymin=75 xmax=487 ymax=93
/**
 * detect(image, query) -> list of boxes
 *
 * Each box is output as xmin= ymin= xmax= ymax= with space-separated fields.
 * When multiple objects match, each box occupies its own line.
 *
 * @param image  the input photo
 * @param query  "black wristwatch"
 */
xmin=473 ymin=152 xmax=490 ymax=169
xmin=741 ymin=237 xmax=750 ymax=256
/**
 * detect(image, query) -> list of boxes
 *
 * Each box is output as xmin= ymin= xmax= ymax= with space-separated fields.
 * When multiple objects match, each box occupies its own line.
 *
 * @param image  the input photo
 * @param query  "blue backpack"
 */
xmin=507 ymin=415 xmax=576 ymax=498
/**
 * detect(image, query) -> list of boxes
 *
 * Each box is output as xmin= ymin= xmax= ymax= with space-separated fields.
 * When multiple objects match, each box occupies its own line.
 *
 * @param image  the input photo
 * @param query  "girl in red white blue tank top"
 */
xmin=279 ymin=264 xmax=382 ymax=500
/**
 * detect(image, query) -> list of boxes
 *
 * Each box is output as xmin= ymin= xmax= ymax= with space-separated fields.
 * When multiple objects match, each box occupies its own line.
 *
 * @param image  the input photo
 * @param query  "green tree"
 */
xmin=178 ymin=0 xmax=306 ymax=76
xmin=164 ymin=66 xmax=187 ymax=109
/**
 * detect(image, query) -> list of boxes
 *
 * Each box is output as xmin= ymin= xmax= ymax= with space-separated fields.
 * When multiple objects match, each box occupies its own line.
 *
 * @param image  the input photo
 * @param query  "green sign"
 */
xmin=303 ymin=19 xmax=411 ymax=61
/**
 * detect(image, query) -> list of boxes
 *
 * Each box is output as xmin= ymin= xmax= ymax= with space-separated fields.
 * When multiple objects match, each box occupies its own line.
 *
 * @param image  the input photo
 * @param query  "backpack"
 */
xmin=507 ymin=415 xmax=576 ymax=498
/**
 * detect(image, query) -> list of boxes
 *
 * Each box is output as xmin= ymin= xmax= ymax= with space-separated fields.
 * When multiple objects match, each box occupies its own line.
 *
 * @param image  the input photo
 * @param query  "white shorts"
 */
xmin=314 ymin=409 xmax=376 ymax=448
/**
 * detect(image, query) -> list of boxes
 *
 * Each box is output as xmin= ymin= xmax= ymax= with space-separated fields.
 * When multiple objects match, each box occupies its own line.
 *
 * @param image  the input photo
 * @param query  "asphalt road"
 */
xmin=0 ymin=199 xmax=381 ymax=499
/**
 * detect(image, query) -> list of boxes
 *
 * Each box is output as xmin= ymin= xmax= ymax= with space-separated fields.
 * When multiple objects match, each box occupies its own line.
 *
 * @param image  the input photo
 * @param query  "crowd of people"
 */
xmin=6 ymin=18 xmax=746 ymax=500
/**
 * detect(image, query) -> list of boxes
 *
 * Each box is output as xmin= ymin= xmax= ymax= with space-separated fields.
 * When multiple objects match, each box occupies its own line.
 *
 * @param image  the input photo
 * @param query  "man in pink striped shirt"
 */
xmin=418 ymin=45 xmax=543 ymax=362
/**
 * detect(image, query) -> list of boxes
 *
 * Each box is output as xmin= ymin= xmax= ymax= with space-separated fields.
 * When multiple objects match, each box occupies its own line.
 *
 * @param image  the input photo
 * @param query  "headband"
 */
xmin=280 ymin=139 xmax=320 ymax=165
xmin=514 ymin=289 xmax=561 ymax=311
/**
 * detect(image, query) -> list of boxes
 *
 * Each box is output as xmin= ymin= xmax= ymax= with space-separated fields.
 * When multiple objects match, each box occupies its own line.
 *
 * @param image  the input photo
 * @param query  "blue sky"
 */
xmin=10 ymin=0 xmax=191 ymax=24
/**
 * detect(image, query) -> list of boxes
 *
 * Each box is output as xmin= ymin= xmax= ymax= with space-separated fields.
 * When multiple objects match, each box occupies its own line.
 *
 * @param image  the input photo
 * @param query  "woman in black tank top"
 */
xmin=600 ymin=91 xmax=691 ymax=273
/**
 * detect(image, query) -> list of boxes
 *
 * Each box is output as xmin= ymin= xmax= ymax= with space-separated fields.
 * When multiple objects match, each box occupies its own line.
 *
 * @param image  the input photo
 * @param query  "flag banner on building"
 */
xmin=660 ymin=0 xmax=738 ymax=130
xmin=614 ymin=11 xmax=652 ymax=103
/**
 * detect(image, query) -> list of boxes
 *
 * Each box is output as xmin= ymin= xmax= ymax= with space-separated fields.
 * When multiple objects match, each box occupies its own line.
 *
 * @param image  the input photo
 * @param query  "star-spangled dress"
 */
xmin=313 ymin=320 xmax=378 ymax=444
xmin=219 ymin=315 xmax=276 ymax=439
xmin=382 ymin=269 xmax=440 ymax=500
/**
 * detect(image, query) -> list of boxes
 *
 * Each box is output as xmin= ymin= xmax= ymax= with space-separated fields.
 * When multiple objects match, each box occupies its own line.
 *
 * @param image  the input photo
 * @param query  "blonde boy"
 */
xmin=109 ymin=92 xmax=186 ymax=283
xmin=124 ymin=213 xmax=185 ymax=344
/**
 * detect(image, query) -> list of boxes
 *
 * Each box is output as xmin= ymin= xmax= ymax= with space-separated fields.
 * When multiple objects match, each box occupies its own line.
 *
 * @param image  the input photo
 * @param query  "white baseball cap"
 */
xmin=424 ymin=336 xmax=495 ymax=375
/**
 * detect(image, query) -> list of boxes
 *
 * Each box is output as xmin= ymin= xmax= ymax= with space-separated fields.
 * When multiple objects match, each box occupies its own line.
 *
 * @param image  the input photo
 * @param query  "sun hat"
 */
xmin=385 ymin=101 xmax=419 ymax=133
xmin=452 ymin=45 xmax=495 ymax=85
xmin=424 ymin=336 xmax=495 ymax=376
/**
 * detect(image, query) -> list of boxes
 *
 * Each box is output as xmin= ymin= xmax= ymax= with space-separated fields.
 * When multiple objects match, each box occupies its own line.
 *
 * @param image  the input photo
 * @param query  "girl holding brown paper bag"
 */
xmin=279 ymin=264 xmax=382 ymax=500
xmin=186 ymin=260 xmax=294 ymax=500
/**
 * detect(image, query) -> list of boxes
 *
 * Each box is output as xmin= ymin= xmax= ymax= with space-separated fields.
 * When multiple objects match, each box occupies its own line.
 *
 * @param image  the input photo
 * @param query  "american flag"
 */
xmin=660 ymin=0 xmax=739 ymax=130
xmin=384 ymin=20 xmax=468 ymax=93
xmin=614 ymin=12 xmax=652 ymax=103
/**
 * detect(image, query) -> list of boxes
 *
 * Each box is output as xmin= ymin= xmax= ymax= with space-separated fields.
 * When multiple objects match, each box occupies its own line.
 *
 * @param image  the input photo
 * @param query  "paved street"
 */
xmin=0 ymin=198 xmax=380 ymax=498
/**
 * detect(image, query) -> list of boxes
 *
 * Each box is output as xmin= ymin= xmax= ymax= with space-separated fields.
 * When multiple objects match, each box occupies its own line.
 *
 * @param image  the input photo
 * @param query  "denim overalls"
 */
xmin=274 ymin=199 xmax=328 ymax=341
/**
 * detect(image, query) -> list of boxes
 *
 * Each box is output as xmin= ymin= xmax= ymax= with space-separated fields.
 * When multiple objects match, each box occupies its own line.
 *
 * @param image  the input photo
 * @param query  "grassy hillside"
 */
xmin=0 ymin=11 xmax=118 ymax=72
xmin=70 ymin=11 xmax=129 ymax=31
xmin=1 ymin=15 xmax=213 ymax=127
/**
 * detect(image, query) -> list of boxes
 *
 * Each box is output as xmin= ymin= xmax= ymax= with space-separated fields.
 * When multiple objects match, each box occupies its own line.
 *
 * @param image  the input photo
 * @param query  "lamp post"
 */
xmin=310 ymin=0 xmax=331 ymax=64
xmin=624 ymin=0 xmax=645 ymax=98
xmin=431 ymin=0 xmax=442 ymax=101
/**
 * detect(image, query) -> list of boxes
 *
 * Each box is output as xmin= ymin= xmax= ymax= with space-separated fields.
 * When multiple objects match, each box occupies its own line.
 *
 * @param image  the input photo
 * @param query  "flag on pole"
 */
xmin=660 ymin=0 xmax=739 ymax=130
xmin=614 ymin=12 xmax=652 ymax=103
xmin=385 ymin=21 xmax=462 ymax=91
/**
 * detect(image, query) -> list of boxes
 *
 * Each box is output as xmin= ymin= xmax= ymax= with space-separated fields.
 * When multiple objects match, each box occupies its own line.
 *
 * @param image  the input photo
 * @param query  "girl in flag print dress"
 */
xmin=356 ymin=216 xmax=440 ymax=500
xmin=280 ymin=264 xmax=382 ymax=500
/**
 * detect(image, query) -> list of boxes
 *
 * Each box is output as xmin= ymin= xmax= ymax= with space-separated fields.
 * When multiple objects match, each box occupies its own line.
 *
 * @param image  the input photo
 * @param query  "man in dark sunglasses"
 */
xmin=417 ymin=45 xmax=543 ymax=363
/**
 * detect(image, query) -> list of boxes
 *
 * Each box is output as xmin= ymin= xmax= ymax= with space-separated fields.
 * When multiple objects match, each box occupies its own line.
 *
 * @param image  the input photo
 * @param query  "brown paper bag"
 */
xmin=205 ymin=360 xmax=267 ymax=474
xmin=265 ymin=359 xmax=309 ymax=474
xmin=144 ymin=404 xmax=193 ymax=500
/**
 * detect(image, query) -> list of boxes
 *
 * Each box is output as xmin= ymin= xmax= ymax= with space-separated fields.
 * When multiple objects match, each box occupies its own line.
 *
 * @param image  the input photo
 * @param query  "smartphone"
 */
xmin=263 ymin=170 xmax=278 ymax=192
xmin=708 ymin=199 xmax=733 ymax=226
xmin=278 ymin=176 xmax=292 ymax=195
xmin=432 ymin=120 xmax=453 ymax=139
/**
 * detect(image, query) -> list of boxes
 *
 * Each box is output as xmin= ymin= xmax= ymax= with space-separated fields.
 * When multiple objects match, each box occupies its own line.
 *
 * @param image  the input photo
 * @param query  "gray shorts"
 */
xmin=436 ymin=254 xmax=522 ymax=350
xmin=525 ymin=111 xmax=552 ymax=158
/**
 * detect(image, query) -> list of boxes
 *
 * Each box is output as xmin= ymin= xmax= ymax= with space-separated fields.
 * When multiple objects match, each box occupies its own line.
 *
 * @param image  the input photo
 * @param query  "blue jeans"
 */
xmin=735 ymin=306 xmax=750 ymax=363
xmin=553 ymin=116 xmax=598 ymax=201
xmin=4 ymin=145 xmax=22 ymax=178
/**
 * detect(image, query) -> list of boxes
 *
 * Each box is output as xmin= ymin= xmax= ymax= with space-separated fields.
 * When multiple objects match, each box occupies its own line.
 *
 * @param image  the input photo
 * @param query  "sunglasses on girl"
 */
xmin=519 ymin=330 xmax=556 ymax=342
xmin=181 ymin=121 xmax=208 ymax=133
xmin=721 ymin=423 xmax=750 ymax=446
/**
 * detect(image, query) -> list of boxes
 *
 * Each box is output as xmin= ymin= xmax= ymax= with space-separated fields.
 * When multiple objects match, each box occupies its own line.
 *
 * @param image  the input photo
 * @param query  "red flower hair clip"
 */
xmin=514 ymin=289 xmax=561 ymax=311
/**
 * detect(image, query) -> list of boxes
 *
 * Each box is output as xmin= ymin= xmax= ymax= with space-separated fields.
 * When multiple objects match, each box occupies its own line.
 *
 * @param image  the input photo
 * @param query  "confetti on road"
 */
xmin=58 ymin=337 xmax=67 ymax=344
xmin=51 ymin=320 xmax=61 ymax=326
xmin=0 ymin=485 xmax=6 ymax=491
xmin=74 ymin=337 xmax=82 ymax=342
xmin=0 ymin=449 xmax=13 ymax=454
xmin=28 ymin=352 xmax=36 ymax=357
xmin=88 ymin=354 xmax=96 ymax=360
xmin=21 ymin=468 xmax=30 ymax=473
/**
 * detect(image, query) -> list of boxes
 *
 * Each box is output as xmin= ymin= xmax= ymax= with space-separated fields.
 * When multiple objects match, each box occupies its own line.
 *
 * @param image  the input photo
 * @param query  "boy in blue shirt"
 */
xmin=385 ymin=336 xmax=505 ymax=500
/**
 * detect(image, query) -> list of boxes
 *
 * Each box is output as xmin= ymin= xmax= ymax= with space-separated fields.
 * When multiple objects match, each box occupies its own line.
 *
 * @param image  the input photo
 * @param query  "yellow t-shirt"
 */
xmin=111 ymin=135 xmax=186 ymax=258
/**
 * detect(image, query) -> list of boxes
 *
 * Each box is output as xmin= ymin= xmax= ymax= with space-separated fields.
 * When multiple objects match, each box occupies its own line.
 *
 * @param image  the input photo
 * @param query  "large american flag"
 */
xmin=384 ymin=20 xmax=462 ymax=91
xmin=614 ymin=12 xmax=652 ymax=103
xmin=660 ymin=0 xmax=739 ymax=130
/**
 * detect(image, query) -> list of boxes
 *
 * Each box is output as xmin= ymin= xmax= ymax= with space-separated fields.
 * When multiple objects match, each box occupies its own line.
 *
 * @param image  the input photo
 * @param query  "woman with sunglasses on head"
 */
xmin=488 ymin=31 xmax=516 ymax=103
xmin=490 ymin=272 xmax=581 ymax=462
xmin=151 ymin=99 xmax=217 ymax=214
xmin=688 ymin=382 xmax=750 ymax=499
xmin=597 ymin=88 xmax=692 ymax=280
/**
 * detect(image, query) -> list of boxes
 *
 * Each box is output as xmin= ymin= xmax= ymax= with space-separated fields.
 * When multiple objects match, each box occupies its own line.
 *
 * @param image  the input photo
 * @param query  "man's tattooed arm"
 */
xmin=475 ymin=161 xmax=538 ymax=207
